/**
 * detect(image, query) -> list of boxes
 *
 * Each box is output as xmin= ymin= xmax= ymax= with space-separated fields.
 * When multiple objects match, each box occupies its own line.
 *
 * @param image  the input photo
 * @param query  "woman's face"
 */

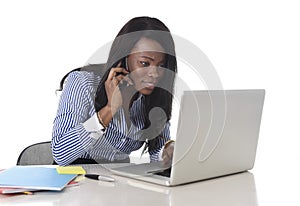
xmin=127 ymin=37 xmax=166 ymax=95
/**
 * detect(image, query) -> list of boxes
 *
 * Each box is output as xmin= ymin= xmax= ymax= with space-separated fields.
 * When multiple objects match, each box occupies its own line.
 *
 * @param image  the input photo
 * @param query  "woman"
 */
xmin=52 ymin=16 xmax=177 ymax=166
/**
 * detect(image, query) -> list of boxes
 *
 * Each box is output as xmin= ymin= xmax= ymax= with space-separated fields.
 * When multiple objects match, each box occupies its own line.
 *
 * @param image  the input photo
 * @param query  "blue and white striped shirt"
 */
xmin=51 ymin=71 xmax=170 ymax=166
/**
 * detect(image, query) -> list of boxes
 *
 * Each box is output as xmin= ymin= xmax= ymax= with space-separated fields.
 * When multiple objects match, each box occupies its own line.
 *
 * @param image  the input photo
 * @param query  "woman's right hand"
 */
xmin=105 ymin=63 xmax=130 ymax=115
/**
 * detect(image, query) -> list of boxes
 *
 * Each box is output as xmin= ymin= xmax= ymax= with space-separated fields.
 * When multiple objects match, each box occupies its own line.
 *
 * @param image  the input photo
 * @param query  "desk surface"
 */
xmin=2 ymin=162 xmax=300 ymax=206
xmin=0 ymin=164 xmax=259 ymax=206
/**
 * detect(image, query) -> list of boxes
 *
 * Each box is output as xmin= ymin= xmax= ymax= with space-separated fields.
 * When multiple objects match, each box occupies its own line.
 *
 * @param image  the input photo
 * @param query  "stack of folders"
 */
xmin=0 ymin=166 xmax=82 ymax=194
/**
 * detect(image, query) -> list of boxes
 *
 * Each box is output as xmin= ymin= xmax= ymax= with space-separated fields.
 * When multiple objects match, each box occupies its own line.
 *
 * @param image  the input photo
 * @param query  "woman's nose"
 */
xmin=148 ymin=66 xmax=160 ymax=78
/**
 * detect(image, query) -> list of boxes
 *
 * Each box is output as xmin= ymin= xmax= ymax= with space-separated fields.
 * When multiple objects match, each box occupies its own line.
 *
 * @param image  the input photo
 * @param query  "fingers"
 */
xmin=108 ymin=63 xmax=129 ymax=81
xmin=162 ymin=141 xmax=174 ymax=166
xmin=162 ymin=151 xmax=172 ymax=167
xmin=105 ymin=61 xmax=135 ymax=91
xmin=105 ymin=62 xmax=130 ymax=88
xmin=162 ymin=150 xmax=171 ymax=161
xmin=120 ymin=75 xmax=134 ymax=86
xmin=117 ymin=61 xmax=122 ymax=68
xmin=111 ymin=72 xmax=132 ymax=87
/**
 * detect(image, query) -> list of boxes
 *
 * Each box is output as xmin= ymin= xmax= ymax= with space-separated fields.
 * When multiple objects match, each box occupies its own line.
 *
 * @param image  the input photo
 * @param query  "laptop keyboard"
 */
xmin=81 ymin=163 xmax=133 ymax=175
xmin=80 ymin=161 xmax=172 ymax=181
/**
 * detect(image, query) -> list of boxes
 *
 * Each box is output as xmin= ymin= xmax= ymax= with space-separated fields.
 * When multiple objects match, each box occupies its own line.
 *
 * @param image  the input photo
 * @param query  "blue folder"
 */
xmin=0 ymin=166 xmax=76 ymax=191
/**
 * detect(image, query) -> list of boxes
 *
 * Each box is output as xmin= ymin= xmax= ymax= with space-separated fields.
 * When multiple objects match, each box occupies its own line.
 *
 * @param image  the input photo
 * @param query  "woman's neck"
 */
xmin=121 ymin=86 xmax=138 ymax=110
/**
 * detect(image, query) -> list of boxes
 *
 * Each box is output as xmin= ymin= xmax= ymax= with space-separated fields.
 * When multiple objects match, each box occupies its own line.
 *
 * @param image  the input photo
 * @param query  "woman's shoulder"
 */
xmin=68 ymin=66 xmax=102 ymax=84
xmin=61 ymin=63 xmax=105 ymax=92
xmin=80 ymin=64 xmax=106 ymax=77
xmin=63 ymin=71 xmax=100 ymax=94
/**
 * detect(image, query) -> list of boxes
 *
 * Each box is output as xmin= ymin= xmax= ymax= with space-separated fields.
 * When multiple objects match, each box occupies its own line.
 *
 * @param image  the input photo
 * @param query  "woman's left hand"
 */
xmin=162 ymin=141 xmax=175 ymax=167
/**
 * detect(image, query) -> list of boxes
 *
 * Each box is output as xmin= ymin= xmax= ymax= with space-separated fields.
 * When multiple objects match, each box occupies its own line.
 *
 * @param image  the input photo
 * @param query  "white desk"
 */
xmin=0 ymin=164 xmax=258 ymax=206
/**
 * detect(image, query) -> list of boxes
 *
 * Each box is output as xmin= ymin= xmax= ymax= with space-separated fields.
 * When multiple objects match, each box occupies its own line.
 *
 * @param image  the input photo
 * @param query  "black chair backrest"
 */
xmin=17 ymin=141 xmax=53 ymax=165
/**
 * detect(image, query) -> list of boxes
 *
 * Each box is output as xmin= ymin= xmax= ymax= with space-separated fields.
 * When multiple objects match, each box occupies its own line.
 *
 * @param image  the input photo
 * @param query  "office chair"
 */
xmin=16 ymin=141 xmax=54 ymax=165
xmin=16 ymin=141 xmax=132 ymax=165
xmin=16 ymin=64 xmax=108 ymax=166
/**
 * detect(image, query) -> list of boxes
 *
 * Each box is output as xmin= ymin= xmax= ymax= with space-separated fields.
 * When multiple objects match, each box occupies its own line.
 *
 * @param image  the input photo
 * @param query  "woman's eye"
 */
xmin=140 ymin=61 xmax=150 ymax=67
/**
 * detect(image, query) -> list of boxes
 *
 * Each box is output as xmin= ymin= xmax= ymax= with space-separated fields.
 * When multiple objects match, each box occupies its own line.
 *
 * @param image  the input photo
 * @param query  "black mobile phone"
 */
xmin=116 ymin=57 xmax=129 ymax=76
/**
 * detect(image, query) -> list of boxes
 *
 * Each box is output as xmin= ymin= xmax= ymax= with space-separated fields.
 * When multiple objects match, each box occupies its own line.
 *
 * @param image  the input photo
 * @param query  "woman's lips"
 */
xmin=142 ymin=81 xmax=156 ymax=90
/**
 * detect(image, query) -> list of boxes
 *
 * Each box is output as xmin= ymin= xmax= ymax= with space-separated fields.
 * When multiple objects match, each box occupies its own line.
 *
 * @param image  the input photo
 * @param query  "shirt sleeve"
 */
xmin=82 ymin=113 xmax=105 ymax=139
xmin=148 ymin=121 xmax=171 ymax=162
xmin=51 ymin=72 xmax=102 ymax=166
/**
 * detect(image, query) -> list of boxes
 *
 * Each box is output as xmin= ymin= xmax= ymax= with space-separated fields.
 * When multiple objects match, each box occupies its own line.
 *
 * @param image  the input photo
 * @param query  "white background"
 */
xmin=0 ymin=0 xmax=299 ymax=205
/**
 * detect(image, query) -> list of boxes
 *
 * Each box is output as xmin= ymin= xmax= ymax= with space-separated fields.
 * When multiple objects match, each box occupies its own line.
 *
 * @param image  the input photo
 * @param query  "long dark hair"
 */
xmin=95 ymin=17 xmax=177 ymax=149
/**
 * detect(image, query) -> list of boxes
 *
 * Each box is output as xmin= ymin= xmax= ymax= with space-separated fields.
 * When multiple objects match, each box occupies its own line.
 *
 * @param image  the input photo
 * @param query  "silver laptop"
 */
xmin=110 ymin=90 xmax=265 ymax=186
